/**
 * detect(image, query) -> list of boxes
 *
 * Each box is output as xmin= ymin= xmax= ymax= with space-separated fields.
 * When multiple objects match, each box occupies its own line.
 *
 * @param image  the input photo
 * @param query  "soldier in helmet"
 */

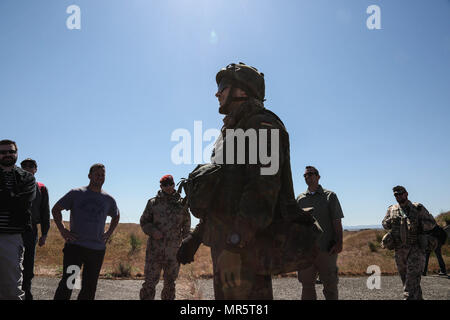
xmin=177 ymin=63 xmax=297 ymax=299
xmin=139 ymin=175 xmax=191 ymax=300
xmin=382 ymin=185 xmax=437 ymax=300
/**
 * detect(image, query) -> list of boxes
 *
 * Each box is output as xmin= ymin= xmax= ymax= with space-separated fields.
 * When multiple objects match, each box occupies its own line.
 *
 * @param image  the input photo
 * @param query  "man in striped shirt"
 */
xmin=0 ymin=139 xmax=36 ymax=300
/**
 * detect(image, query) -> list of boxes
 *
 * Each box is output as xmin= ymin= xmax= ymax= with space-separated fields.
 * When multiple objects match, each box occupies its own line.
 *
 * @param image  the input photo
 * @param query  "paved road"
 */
xmin=32 ymin=275 xmax=449 ymax=300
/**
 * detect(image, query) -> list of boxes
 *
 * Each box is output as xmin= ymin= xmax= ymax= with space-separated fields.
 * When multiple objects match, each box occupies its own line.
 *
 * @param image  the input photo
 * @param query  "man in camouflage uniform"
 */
xmin=177 ymin=63 xmax=297 ymax=299
xmin=139 ymin=175 xmax=190 ymax=300
xmin=382 ymin=185 xmax=437 ymax=300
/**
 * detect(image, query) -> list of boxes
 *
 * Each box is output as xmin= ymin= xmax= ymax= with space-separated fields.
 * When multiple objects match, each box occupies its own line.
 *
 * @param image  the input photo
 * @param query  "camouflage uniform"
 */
xmin=139 ymin=190 xmax=190 ymax=300
xmin=192 ymin=96 xmax=292 ymax=300
xmin=382 ymin=200 xmax=436 ymax=300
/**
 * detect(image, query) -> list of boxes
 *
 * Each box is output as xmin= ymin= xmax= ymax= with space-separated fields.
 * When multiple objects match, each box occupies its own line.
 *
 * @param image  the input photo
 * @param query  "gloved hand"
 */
xmin=217 ymin=250 xmax=242 ymax=289
xmin=177 ymin=234 xmax=202 ymax=264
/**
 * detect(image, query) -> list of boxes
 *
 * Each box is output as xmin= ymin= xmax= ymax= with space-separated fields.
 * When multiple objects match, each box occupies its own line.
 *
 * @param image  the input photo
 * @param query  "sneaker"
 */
xmin=438 ymin=272 xmax=447 ymax=277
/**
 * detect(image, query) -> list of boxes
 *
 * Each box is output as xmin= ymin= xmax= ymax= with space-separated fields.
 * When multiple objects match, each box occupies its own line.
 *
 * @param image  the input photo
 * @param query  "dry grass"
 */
xmin=35 ymin=217 xmax=449 ymax=279
xmin=339 ymin=230 xmax=398 ymax=275
xmin=436 ymin=211 xmax=450 ymax=229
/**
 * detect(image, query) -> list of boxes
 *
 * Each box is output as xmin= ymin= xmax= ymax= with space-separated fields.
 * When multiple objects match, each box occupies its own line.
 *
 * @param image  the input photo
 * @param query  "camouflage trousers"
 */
xmin=211 ymin=245 xmax=273 ymax=300
xmin=140 ymin=239 xmax=180 ymax=300
xmin=394 ymin=245 xmax=426 ymax=300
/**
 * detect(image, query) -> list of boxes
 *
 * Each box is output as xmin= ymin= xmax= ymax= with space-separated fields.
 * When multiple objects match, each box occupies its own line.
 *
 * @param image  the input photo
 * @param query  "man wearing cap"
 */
xmin=296 ymin=166 xmax=344 ymax=300
xmin=20 ymin=158 xmax=50 ymax=300
xmin=0 ymin=139 xmax=36 ymax=300
xmin=139 ymin=175 xmax=191 ymax=300
xmin=382 ymin=185 xmax=437 ymax=300
xmin=177 ymin=63 xmax=300 ymax=300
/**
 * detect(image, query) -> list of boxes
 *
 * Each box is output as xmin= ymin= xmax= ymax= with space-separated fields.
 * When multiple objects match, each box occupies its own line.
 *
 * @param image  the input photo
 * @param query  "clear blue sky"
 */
xmin=1 ymin=0 xmax=449 ymax=227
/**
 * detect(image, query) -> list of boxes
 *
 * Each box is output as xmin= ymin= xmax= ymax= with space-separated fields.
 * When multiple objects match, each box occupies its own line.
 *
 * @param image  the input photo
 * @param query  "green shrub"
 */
xmin=444 ymin=217 xmax=450 ymax=227
xmin=129 ymin=233 xmax=142 ymax=255
xmin=113 ymin=262 xmax=132 ymax=278
xmin=368 ymin=241 xmax=377 ymax=252
xmin=375 ymin=232 xmax=383 ymax=243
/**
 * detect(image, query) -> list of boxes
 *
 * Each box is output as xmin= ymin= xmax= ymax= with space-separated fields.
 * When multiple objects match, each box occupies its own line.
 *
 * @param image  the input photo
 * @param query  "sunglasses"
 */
xmin=394 ymin=192 xmax=405 ymax=197
xmin=161 ymin=182 xmax=174 ymax=187
xmin=303 ymin=172 xmax=317 ymax=178
xmin=22 ymin=164 xmax=36 ymax=169
xmin=0 ymin=150 xmax=17 ymax=155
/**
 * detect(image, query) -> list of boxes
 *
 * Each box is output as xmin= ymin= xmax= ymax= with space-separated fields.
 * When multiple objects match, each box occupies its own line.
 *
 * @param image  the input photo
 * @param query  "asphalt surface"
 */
xmin=32 ymin=275 xmax=449 ymax=300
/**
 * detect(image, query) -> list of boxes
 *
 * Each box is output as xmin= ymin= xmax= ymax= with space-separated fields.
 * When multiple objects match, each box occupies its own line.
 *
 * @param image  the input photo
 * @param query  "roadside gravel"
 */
xmin=32 ymin=275 xmax=449 ymax=300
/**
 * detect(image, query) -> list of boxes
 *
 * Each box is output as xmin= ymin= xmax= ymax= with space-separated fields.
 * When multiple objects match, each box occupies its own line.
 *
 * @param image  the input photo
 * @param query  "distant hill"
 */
xmin=344 ymin=225 xmax=383 ymax=231
xmin=343 ymin=211 xmax=450 ymax=231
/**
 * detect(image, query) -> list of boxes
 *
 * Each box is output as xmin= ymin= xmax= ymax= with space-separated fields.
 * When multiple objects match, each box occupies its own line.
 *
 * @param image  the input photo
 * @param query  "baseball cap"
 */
xmin=160 ymin=174 xmax=174 ymax=185
xmin=20 ymin=158 xmax=37 ymax=168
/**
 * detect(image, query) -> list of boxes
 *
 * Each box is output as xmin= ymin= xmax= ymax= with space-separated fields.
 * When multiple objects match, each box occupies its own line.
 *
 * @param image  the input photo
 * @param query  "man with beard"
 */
xmin=0 ymin=139 xmax=36 ymax=300
xmin=296 ymin=166 xmax=344 ymax=300
xmin=382 ymin=185 xmax=437 ymax=300
xmin=20 ymin=158 xmax=50 ymax=300
xmin=139 ymin=175 xmax=191 ymax=300
xmin=177 ymin=63 xmax=296 ymax=299
xmin=52 ymin=163 xmax=120 ymax=300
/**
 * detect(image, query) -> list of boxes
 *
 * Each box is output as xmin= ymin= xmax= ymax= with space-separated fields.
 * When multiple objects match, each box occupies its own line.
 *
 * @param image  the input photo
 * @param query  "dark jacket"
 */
xmin=0 ymin=166 xmax=36 ymax=232
xmin=31 ymin=182 xmax=50 ymax=235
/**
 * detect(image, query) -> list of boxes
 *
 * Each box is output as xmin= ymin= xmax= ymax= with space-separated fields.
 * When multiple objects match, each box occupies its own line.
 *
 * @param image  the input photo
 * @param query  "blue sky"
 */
xmin=1 ymin=0 xmax=449 ymax=227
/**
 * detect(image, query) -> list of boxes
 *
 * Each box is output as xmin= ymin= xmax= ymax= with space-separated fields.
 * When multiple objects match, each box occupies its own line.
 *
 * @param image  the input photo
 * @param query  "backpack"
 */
xmin=177 ymin=163 xmax=224 ymax=220
xmin=430 ymin=225 xmax=448 ymax=245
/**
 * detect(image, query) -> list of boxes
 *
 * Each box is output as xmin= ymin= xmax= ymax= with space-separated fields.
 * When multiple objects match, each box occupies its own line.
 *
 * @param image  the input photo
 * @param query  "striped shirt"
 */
xmin=0 ymin=169 xmax=24 ymax=233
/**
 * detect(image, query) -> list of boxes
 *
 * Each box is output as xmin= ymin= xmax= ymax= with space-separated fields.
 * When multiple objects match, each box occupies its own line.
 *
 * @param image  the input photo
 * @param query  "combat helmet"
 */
xmin=216 ymin=63 xmax=265 ymax=109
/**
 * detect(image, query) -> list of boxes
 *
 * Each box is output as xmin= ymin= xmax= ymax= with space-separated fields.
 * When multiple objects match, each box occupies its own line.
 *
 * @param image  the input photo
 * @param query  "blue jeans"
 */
xmin=21 ymin=224 xmax=38 ymax=300
xmin=0 ymin=233 xmax=24 ymax=300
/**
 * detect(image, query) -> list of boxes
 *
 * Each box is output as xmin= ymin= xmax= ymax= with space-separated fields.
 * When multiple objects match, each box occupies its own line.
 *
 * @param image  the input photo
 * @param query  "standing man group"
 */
xmin=20 ymin=158 xmax=50 ymax=300
xmin=52 ymin=163 xmax=120 ymax=300
xmin=140 ymin=174 xmax=191 ymax=300
xmin=0 ymin=140 xmax=36 ymax=300
xmin=296 ymin=166 xmax=344 ymax=300
xmin=382 ymin=185 xmax=437 ymax=300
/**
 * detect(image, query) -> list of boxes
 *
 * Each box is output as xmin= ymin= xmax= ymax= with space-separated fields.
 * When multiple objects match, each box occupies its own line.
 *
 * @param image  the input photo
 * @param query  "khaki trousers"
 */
xmin=297 ymin=251 xmax=338 ymax=300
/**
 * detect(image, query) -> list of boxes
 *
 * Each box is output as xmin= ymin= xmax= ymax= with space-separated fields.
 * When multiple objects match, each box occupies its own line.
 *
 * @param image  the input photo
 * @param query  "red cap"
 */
xmin=160 ymin=174 xmax=174 ymax=184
